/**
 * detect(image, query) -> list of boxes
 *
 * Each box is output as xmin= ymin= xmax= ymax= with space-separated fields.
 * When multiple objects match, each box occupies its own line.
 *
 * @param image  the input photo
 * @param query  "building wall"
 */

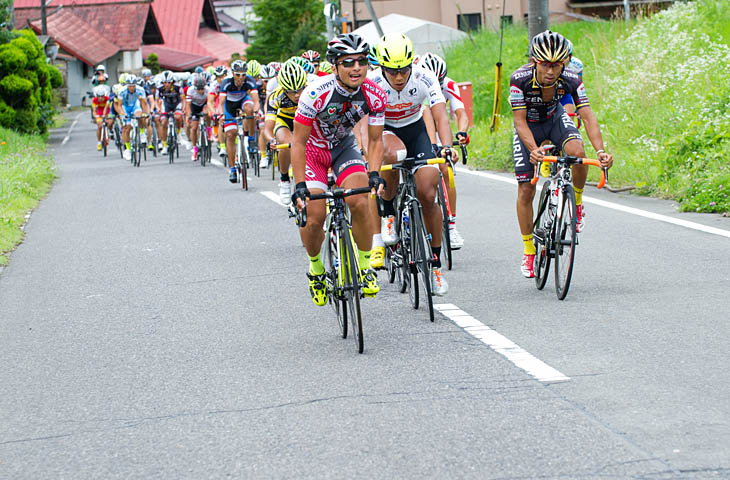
xmin=342 ymin=0 xmax=570 ymax=32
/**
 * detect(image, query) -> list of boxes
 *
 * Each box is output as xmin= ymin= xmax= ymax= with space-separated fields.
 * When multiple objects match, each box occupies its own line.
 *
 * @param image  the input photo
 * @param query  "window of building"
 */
xmin=457 ymin=13 xmax=482 ymax=32
xmin=501 ymin=15 xmax=513 ymax=26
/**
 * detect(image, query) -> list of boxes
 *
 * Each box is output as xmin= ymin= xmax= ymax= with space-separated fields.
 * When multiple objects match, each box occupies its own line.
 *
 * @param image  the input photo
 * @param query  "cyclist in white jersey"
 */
xmin=368 ymin=33 xmax=453 ymax=295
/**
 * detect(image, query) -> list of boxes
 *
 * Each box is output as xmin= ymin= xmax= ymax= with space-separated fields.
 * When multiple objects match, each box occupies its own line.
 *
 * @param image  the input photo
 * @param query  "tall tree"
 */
xmin=246 ymin=0 xmax=328 ymax=63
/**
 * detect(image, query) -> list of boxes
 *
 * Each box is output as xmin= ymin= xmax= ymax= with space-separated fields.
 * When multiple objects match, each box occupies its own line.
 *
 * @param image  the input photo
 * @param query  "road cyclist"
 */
xmin=263 ymin=61 xmax=309 ymax=204
xmin=291 ymin=33 xmax=387 ymax=306
xmin=509 ymin=30 xmax=613 ymax=278
xmin=157 ymin=70 xmax=185 ymax=157
xmin=91 ymin=85 xmax=114 ymax=153
xmin=114 ymin=75 xmax=150 ymax=162
xmin=369 ymin=33 xmax=453 ymax=295
xmin=184 ymin=73 xmax=214 ymax=162
xmin=219 ymin=60 xmax=260 ymax=183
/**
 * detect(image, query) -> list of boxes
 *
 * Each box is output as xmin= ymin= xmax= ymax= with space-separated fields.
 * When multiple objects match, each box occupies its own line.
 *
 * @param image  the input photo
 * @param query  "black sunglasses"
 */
xmin=382 ymin=65 xmax=412 ymax=76
xmin=285 ymin=88 xmax=305 ymax=94
xmin=337 ymin=57 xmax=368 ymax=68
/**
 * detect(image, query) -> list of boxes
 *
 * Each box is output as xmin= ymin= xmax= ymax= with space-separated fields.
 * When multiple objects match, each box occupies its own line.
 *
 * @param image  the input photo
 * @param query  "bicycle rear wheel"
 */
xmin=239 ymin=141 xmax=248 ymax=191
xmin=554 ymin=185 xmax=577 ymax=300
xmin=437 ymin=178 xmax=452 ymax=271
xmin=385 ymin=245 xmax=397 ymax=284
xmin=407 ymin=204 xmax=419 ymax=310
xmin=325 ymin=228 xmax=347 ymax=339
xmin=102 ymin=126 xmax=108 ymax=157
xmin=343 ymin=226 xmax=364 ymax=353
xmin=534 ymin=181 xmax=552 ymax=290
xmin=411 ymin=204 xmax=434 ymax=322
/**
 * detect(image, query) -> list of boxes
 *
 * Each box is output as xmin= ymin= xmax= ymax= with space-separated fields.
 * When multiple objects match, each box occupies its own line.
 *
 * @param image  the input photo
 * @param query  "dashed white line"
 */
xmin=434 ymin=303 xmax=570 ymax=383
xmin=456 ymin=166 xmax=730 ymax=239
xmin=61 ymin=112 xmax=82 ymax=146
xmin=260 ymin=191 xmax=287 ymax=207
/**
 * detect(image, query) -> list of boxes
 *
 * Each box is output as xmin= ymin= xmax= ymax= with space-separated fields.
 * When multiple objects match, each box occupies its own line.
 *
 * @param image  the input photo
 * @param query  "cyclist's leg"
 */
xmin=223 ymin=105 xmax=239 ymax=168
xmin=275 ymin=122 xmax=293 ymax=203
xmin=300 ymin=144 xmax=329 ymax=278
xmin=174 ymin=105 xmax=184 ymax=133
xmin=242 ymin=96 xmax=254 ymax=137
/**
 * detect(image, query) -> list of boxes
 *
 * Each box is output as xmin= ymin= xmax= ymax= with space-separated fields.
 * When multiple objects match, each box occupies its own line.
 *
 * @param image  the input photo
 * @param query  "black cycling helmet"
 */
xmin=192 ymin=73 xmax=207 ymax=89
xmin=530 ymin=30 xmax=571 ymax=63
xmin=326 ymin=33 xmax=369 ymax=64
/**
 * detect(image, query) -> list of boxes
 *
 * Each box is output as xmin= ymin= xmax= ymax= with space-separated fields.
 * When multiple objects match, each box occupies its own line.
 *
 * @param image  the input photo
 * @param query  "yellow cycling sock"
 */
xmin=140 ymin=128 xmax=145 ymax=134
xmin=358 ymin=249 xmax=370 ymax=270
xmin=522 ymin=234 xmax=536 ymax=255
xmin=308 ymin=253 xmax=324 ymax=275
xmin=125 ymin=142 xmax=130 ymax=149
xmin=574 ymin=186 xmax=584 ymax=205
xmin=163 ymin=141 xmax=167 ymax=147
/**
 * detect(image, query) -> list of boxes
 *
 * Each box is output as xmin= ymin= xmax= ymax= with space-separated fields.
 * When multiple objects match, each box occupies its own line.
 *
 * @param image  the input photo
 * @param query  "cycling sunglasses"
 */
xmin=382 ymin=65 xmax=412 ymax=76
xmin=337 ymin=57 xmax=368 ymax=68
xmin=536 ymin=60 xmax=564 ymax=69
xmin=285 ymin=87 xmax=305 ymax=95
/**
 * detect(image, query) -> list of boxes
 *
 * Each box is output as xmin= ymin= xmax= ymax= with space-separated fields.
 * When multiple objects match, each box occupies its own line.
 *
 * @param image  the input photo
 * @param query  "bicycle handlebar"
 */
xmin=293 ymin=186 xmax=372 ymax=228
xmin=380 ymin=158 xmax=445 ymax=172
xmin=530 ymin=155 xmax=606 ymax=189
xmin=275 ymin=143 xmax=291 ymax=150
xmin=451 ymin=141 xmax=468 ymax=165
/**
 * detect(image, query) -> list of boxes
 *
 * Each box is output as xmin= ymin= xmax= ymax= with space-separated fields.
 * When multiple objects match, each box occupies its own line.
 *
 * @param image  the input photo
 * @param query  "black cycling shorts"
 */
xmin=384 ymin=117 xmax=436 ymax=164
xmin=513 ymin=104 xmax=583 ymax=183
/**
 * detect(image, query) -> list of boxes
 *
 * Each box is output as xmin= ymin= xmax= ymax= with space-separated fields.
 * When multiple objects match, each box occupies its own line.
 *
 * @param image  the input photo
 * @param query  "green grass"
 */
xmin=0 ymin=127 xmax=56 ymax=265
xmin=444 ymin=0 xmax=730 ymax=214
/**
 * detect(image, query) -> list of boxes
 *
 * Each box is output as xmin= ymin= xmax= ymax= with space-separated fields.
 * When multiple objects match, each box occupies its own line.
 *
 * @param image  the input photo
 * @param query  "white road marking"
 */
xmin=61 ymin=112 xmax=82 ymax=146
xmin=260 ymin=191 xmax=287 ymax=207
xmin=456 ymin=166 xmax=730 ymax=239
xmin=434 ymin=303 xmax=570 ymax=383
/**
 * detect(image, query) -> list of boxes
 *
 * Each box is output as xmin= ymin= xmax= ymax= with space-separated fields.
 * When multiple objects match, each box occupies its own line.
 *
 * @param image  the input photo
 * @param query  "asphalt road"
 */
xmin=1 ymin=112 xmax=729 ymax=479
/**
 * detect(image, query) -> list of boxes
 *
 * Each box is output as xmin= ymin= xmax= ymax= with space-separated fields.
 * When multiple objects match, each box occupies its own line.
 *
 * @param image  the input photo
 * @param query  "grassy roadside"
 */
xmin=444 ymin=0 xmax=730 ymax=214
xmin=0 ymin=126 xmax=56 ymax=265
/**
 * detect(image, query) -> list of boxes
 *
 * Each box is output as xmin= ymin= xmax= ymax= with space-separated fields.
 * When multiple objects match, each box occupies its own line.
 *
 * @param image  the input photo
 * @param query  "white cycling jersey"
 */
xmin=566 ymin=56 xmax=583 ymax=77
xmin=367 ymin=67 xmax=445 ymax=128
xmin=441 ymin=76 xmax=465 ymax=114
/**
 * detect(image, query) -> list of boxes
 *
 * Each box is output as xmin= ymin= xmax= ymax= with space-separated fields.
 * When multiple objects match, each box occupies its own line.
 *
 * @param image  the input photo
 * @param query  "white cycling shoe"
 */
xmin=381 ymin=216 xmax=399 ymax=246
xmin=279 ymin=181 xmax=292 ymax=205
xmin=431 ymin=268 xmax=449 ymax=296
xmin=123 ymin=149 xmax=131 ymax=161
xmin=449 ymin=226 xmax=464 ymax=250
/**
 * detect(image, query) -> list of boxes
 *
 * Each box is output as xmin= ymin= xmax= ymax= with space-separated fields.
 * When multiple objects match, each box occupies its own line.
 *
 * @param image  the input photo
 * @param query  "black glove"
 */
xmin=431 ymin=143 xmax=439 ymax=155
xmin=456 ymin=131 xmax=469 ymax=144
xmin=291 ymin=181 xmax=309 ymax=206
xmin=368 ymin=171 xmax=386 ymax=192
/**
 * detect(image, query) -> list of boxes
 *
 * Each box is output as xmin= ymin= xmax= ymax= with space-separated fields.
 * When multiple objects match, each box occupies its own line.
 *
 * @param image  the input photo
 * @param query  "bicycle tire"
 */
xmin=141 ymin=138 xmax=146 ymax=164
xmin=534 ymin=181 xmax=552 ymax=290
xmin=411 ymin=203 xmax=434 ymax=322
xmin=239 ymin=141 xmax=248 ymax=190
xmin=151 ymin=121 xmax=158 ymax=157
xmin=343 ymin=226 xmax=364 ymax=353
xmin=325 ymin=228 xmax=347 ymax=339
xmin=437 ymin=179 xmax=452 ymax=271
xmin=407 ymin=204 xmax=419 ymax=310
xmin=385 ymin=245 xmax=397 ymax=284
xmin=554 ymin=185 xmax=577 ymax=300
xmin=272 ymin=150 xmax=277 ymax=181
xmin=102 ymin=126 xmax=108 ymax=157
xmin=252 ymin=134 xmax=260 ymax=178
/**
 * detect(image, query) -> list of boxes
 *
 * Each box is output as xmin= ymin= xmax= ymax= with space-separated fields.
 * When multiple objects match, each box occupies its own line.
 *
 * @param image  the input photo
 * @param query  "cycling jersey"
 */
xmin=509 ymin=64 xmax=589 ymax=123
xmin=441 ymin=76 xmax=465 ymax=113
xmin=367 ymin=67 xmax=444 ymax=128
xmin=266 ymin=87 xmax=298 ymax=133
xmin=294 ymin=74 xmax=386 ymax=149
xmin=118 ymin=86 xmax=146 ymax=108
xmin=184 ymin=85 xmax=212 ymax=107
xmin=92 ymin=96 xmax=109 ymax=112
xmin=294 ymin=75 xmax=387 ymax=190
xmin=220 ymin=75 xmax=257 ymax=105
xmin=159 ymin=85 xmax=184 ymax=112
xmin=566 ymin=56 xmax=583 ymax=77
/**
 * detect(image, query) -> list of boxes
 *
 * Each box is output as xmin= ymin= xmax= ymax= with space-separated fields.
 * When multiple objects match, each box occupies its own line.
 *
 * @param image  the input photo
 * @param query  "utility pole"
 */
xmin=324 ymin=0 xmax=335 ymax=39
xmin=363 ymin=0 xmax=383 ymax=37
xmin=624 ymin=0 xmax=630 ymax=21
xmin=527 ymin=0 xmax=548 ymax=44
xmin=40 ymin=0 xmax=47 ymax=35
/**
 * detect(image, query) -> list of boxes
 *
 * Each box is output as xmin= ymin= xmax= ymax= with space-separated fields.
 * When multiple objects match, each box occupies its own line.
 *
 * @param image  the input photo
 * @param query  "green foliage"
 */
xmin=444 ymin=0 xmax=730 ymax=214
xmin=0 ymin=44 xmax=28 ymax=72
xmin=0 ymin=126 xmax=56 ymax=265
xmin=0 ymin=30 xmax=63 ymax=134
xmin=0 ymin=0 xmax=11 ymax=28
xmin=143 ymin=53 xmax=161 ymax=74
xmin=247 ymin=0 xmax=327 ymax=63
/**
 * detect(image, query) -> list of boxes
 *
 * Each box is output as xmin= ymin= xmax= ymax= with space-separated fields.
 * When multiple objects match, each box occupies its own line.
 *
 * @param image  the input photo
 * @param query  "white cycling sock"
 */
xmin=372 ymin=233 xmax=385 ymax=248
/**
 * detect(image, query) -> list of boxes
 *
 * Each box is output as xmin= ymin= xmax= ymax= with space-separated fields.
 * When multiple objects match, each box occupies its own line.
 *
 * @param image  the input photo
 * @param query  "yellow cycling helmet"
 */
xmin=376 ymin=33 xmax=414 ymax=69
xmin=319 ymin=60 xmax=333 ymax=74
xmin=278 ymin=61 xmax=307 ymax=91
xmin=247 ymin=59 xmax=261 ymax=77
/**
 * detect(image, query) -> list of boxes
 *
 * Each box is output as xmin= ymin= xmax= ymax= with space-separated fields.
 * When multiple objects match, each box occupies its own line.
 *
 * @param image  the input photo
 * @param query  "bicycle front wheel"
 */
xmin=534 ymin=180 xmax=552 ymax=290
xmin=343 ymin=226 xmax=364 ymax=353
xmin=411 ymin=204 xmax=434 ymax=322
xmin=324 ymin=227 xmax=347 ymax=339
xmin=239 ymin=141 xmax=248 ymax=191
xmin=437 ymin=179 xmax=452 ymax=271
xmin=554 ymin=185 xmax=577 ymax=300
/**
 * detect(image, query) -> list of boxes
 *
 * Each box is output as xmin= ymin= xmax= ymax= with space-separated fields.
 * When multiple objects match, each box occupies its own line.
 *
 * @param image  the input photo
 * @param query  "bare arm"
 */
xmin=431 ymin=103 xmax=453 ymax=155
xmin=291 ymin=120 xmax=312 ymax=197
xmin=454 ymin=108 xmax=469 ymax=135
xmin=366 ymin=124 xmax=384 ymax=173
xmin=513 ymin=108 xmax=541 ymax=165
xmin=422 ymin=105 xmax=437 ymax=144
xmin=577 ymin=106 xmax=613 ymax=168
xmin=251 ymin=90 xmax=260 ymax=114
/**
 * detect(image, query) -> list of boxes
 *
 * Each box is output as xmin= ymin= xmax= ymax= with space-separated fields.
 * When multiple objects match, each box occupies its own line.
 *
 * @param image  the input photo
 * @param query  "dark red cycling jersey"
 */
xmin=509 ymin=64 xmax=589 ymax=123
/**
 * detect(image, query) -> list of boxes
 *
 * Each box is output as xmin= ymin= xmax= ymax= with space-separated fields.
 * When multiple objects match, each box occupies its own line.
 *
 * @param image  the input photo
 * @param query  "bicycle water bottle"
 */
xmin=547 ymin=187 xmax=558 ymax=224
xmin=403 ymin=210 xmax=410 ymax=236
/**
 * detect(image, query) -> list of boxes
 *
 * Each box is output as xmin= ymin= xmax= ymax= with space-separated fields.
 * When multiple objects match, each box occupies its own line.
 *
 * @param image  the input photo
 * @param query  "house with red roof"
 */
xmin=13 ymin=0 xmax=249 ymax=105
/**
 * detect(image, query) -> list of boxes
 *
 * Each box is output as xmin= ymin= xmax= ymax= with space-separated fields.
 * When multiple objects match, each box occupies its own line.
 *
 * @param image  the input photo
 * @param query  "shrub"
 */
xmin=0 ymin=29 xmax=63 ymax=134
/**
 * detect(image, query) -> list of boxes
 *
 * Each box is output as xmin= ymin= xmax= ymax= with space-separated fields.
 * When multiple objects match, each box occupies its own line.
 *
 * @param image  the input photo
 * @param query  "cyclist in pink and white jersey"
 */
xmin=292 ymin=33 xmax=387 ymax=306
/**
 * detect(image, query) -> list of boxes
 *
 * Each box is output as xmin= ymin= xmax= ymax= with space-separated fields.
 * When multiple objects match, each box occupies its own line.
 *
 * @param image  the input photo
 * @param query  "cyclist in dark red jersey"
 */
xmin=510 ymin=30 xmax=613 ymax=278
xmin=291 ymin=33 xmax=387 ymax=306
